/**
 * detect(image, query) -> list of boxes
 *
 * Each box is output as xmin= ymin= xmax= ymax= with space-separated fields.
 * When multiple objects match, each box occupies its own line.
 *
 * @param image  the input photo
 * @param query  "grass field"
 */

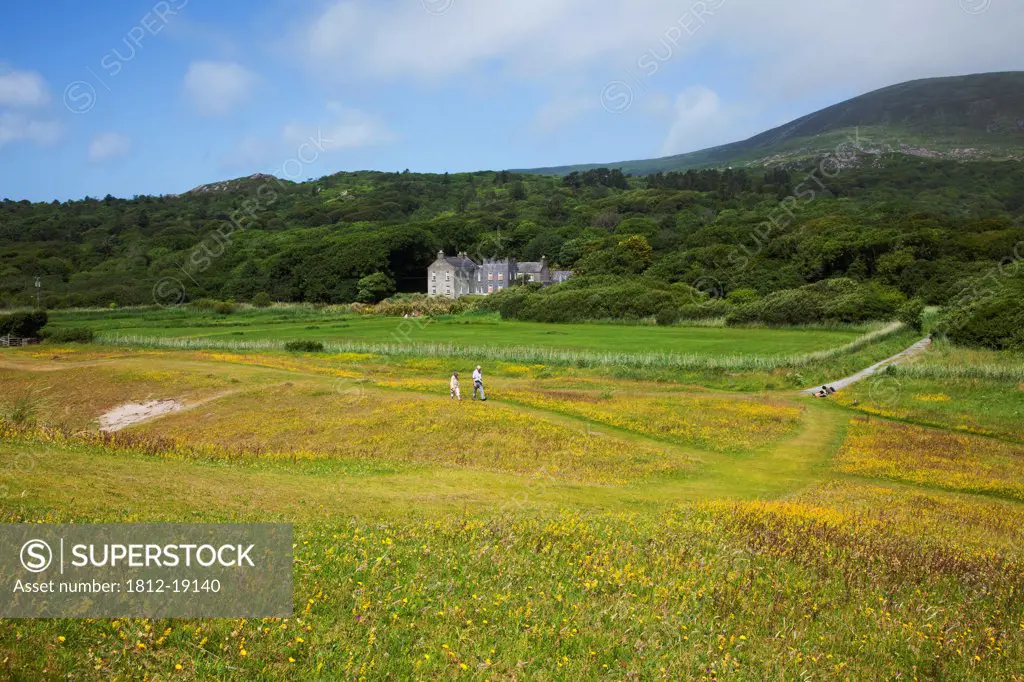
xmin=835 ymin=340 xmax=1024 ymax=442
xmin=2 ymin=316 xmax=1023 ymax=679
xmin=48 ymin=307 xmax=866 ymax=356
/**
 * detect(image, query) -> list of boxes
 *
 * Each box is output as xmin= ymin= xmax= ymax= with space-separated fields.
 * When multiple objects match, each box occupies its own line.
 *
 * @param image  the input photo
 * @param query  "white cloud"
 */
xmin=0 ymin=68 xmax=49 ymax=108
xmin=0 ymin=67 xmax=61 ymax=151
xmin=298 ymin=0 xmax=703 ymax=81
xmin=660 ymin=86 xmax=730 ymax=156
xmin=284 ymin=103 xmax=396 ymax=152
xmin=88 ymin=132 xmax=132 ymax=162
xmin=182 ymin=60 xmax=259 ymax=116
xmin=708 ymin=0 xmax=1024 ymax=98
xmin=0 ymin=111 xmax=62 ymax=149
xmin=223 ymin=103 xmax=395 ymax=170
xmin=293 ymin=0 xmax=1024 ymax=131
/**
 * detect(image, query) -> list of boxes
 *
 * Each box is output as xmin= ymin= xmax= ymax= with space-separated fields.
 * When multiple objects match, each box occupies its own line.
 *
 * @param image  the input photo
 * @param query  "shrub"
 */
xmin=252 ymin=292 xmax=272 ymax=308
xmin=655 ymin=305 xmax=682 ymax=326
xmin=677 ymin=299 xmax=733 ymax=321
xmin=821 ymin=283 xmax=905 ymax=323
xmin=483 ymin=276 xmax=712 ymax=324
xmin=0 ymin=310 xmax=48 ymax=338
xmin=284 ymin=340 xmax=325 ymax=353
xmin=357 ymin=293 xmax=478 ymax=317
xmin=213 ymin=300 xmax=236 ymax=315
xmin=477 ymin=286 xmax=537 ymax=320
xmin=192 ymin=298 xmax=218 ymax=311
xmin=897 ymin=298 xmax=925 ymax=332
xmin=43 ymin=327 xmax=95 ymax=343
xmin=356 ymin=272 xmax=397 ymax=304
xmin=726 ymin=288 xmax=759 ymax=305
xmin=937 ymin=271 xmax=1024 ymax=351
xmin=727 ymin=279 xmax=905 ymax=326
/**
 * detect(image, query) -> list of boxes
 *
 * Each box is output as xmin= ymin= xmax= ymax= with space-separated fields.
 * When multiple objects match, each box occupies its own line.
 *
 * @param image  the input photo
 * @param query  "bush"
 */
xmin=356 ymin=272 xmax=397 ymax=304
xmin=284 ymin=340 xmax=325 ymax=353
xmin=355 ymin=294 xmax=478 ymax=317
xmin=213 ymin=300 xmax=236 ymax=315
xmin=252 ymin=292 xmax=272 ymax=308
xmin=0 ymin=310 xmax=48 ymax=338
xmin=655 ymin=305 xmax=682 ymax=326
xmin=43 ymin=327 xmax=95 ymax=343
xmin=191 ymin=298 xmax=218 ymax=311
xmin=478 ymin=286 xmax=537 ymax=320
xmin=897 ymin=298 xmax=925 ymax=332
xmin=937 ymin=271 xmax=1024 ymax=350
xmin=727 ymin=279 xmax=905 ymax=326
xmin=726 ymin=288 xmax=759 ymax=305
xmin=677 ymin=299 xmax=732 ymax=321
xmin=483 ymin=276 xmax=703 ymax=323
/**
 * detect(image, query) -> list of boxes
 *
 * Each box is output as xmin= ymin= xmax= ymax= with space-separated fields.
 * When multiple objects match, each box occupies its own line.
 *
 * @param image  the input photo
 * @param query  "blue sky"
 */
xmin=1 ymin=0 xmax=1021 ymax=201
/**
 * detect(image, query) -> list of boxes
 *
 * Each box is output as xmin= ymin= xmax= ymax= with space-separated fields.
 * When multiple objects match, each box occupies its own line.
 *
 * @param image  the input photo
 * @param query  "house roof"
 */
xmin=444 ymin=256 xmax=477 ymax=269
xmin=517 ymin=261 xmax=546 ymax=273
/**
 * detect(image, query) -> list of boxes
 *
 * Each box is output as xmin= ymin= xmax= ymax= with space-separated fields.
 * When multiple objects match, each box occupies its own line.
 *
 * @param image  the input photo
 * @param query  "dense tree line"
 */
xmin=1 ymin=157 xmax=1023 ymax=317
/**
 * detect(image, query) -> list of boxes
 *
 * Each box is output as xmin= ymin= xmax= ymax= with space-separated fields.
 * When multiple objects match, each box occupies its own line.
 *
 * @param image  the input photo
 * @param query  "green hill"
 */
xmin=521 ymin=72 xmax=1024 ymax=176
xmin=4 ymin=157 xmax=1024 ymax=312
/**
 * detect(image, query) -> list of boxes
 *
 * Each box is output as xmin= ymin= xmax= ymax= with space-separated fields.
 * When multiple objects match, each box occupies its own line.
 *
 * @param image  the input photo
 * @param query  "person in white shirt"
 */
xmin=450 ymin=372 xmax=461 ymax=401
xmin=472 ymin=365 xmax=486 ymax=401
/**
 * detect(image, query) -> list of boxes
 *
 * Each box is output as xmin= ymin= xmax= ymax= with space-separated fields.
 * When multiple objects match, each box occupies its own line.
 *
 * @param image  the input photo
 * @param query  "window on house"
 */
xmin=488 ymin=285 xmax=494 ymax=293
xmin=445 ymin=272 xmax=450 ymax=282
xmin=431 ymin=273 xmax=436 ymax=282
xmin=498 ymin=273 xmax=503 ymax=281
xmin=477 ymin=272 xmax=481 ymax=282
xmin=488 ymin=273 xmax=493 ymax=281
xmin=431 ymin=287 xmax=436 ymax=295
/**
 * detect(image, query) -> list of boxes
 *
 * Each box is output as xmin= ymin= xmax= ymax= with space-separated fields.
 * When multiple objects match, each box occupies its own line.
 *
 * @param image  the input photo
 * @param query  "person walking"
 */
xmin=450 ymin=371 xmax=461 ymax=401
xmin=472 ymin=365 xmax=486 ymax=401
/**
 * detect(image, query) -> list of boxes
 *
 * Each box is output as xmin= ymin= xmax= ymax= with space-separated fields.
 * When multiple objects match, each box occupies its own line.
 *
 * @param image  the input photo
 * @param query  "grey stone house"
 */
xmin=475 ymin=258 xmax=515 ymax=295
xmin=427 ymin=251 xmax=476 ymax=299
xmin=427 ymin=251 xmax=569 ymax=299
xmin=515 ymin=257 xmax=551 ymax=285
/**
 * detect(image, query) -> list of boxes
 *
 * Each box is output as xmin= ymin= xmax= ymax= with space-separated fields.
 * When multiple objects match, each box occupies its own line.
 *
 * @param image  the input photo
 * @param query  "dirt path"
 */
xmin=97 ymin=390 xmax=240 ymax=432
xmin=99 ymin=400 xmax=184 ymax=432
xmin=801 ymin=336 xmax=932 ymax=395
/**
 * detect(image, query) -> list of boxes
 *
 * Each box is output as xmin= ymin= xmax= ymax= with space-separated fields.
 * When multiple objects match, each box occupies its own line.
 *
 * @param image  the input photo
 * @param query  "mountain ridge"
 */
xmin=517 ymin=71 xmax=1024 ymax=176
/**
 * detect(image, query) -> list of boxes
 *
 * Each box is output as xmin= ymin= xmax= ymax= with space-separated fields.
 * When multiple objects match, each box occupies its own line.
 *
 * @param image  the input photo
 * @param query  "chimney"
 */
xmin=437 ymin=250 xmax=444 ymax=260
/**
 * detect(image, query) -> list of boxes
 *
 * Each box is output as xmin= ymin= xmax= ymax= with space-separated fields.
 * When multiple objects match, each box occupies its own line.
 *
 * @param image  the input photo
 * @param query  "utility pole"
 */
xmin=34 ymin=277 xmax=41 ymax=308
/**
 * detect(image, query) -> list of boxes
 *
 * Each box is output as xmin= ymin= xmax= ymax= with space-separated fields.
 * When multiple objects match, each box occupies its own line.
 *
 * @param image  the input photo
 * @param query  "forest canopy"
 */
xmin=1 ymin=157 xmax=1022 ymax=322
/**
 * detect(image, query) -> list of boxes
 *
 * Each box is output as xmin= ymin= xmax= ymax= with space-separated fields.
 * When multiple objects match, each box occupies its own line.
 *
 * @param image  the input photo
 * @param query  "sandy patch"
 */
xmin=99 ymin=400 xmax=183 ymax=432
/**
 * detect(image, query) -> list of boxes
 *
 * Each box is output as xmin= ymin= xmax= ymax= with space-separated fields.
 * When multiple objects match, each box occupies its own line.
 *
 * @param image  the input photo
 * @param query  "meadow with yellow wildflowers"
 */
xmin=836 ymin=417 xmax=1024 ymax=500
xmin=2 ymin=338 xmax=1024 ymax=679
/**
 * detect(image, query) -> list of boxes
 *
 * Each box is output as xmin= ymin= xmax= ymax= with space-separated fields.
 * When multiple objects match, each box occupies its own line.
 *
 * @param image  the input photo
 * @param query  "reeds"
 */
xmin=95 ymin=321 xmax=907 ymax=371
xmin=891 ymin=361 xmax=1024 ymax=382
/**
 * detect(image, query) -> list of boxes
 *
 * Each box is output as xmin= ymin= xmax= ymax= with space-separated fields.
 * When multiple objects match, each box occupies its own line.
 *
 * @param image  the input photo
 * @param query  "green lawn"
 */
xmin=49 ymin=307 xmax=864 ymax=357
